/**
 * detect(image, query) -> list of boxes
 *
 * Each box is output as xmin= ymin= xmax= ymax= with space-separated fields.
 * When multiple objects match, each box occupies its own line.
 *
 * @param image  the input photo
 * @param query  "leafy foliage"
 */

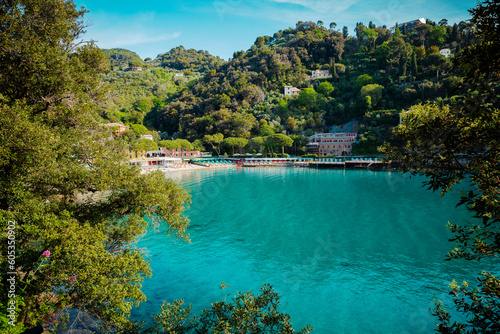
xmin=137 ymin=284 xmax=312 ymax=334
xmin=0 ymin=1 xmax=190 ymax=331
xmin=102 ymin=48 xmax=144 ymax=68
xmin=158 ymin=45 xmax=225 ymax=72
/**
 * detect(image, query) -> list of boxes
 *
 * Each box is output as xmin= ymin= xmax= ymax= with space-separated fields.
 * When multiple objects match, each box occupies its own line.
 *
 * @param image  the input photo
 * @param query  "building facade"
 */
xmin=307 ymin=70 xmax=332 ymax=80
xmin=128 ymin=149 xmax=147 ymax=160
xmin=439 ymin=48 xmax=451 ymax=57
xmin=284 ymin=86 xmax=302 ymax=96
xmin=308 ymin=133 xmax=357 ymax=156
xmin=161 ymin=147 xmax=202 ymax=158
xmin=104 ymin=123 xmax=129 ymax=136
xmin=397 ymin=18 xmax=426 ymax=32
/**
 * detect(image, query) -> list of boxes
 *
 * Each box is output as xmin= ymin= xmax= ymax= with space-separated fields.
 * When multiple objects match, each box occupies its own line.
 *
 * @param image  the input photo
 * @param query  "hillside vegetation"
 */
xmin=102 ymin=19 xmax=474 ymax=155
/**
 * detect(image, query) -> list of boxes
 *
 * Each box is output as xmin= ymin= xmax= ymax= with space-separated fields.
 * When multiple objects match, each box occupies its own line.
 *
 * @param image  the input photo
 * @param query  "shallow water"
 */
xmin=132 ymin=167 xmax=493 ymax=333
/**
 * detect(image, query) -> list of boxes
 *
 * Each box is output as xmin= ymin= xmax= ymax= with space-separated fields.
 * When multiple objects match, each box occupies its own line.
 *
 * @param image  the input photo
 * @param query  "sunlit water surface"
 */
xmin=131 ymin=167 xmax=494 ymax=333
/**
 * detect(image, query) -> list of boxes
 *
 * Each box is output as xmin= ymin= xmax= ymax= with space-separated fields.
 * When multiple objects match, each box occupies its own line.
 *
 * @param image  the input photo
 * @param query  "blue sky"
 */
xmin=76 ymin=0 xmax=477 ymax=60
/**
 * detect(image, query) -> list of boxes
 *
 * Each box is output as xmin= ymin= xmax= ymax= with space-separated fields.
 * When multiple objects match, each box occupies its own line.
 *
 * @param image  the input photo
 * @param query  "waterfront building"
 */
xmin=307 ymin=70 xmax=332 ymax=80
xmin=308 ymin=133 xmax=358 ymax=156
xmin=284 ymin=86 xmax=302 ymax=96
xmin=161 ymin=147 xmax=202 ymax=158
xmin=128 ymin=149 xmax=147 ymax=160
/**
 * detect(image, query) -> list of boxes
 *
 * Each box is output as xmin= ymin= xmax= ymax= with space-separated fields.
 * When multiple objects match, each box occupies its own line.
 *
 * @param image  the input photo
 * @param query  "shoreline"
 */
xmin=140 ymin=164 xmax=235 ymax=174
xmin=140 ymin=161 xmax=393 ymax=175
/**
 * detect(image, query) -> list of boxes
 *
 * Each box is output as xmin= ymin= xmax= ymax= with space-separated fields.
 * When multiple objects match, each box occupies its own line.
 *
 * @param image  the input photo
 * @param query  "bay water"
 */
xmin=132 ymin=167 xmax=489 ymax=333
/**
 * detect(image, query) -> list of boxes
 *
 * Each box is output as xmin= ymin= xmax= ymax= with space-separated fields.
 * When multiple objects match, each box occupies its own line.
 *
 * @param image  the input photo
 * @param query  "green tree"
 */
xmin=354 ymin=74 xmax=373 ymax=91
xmin=415 ymin=46 xmax=426 ymax=61
xmin=174 ymin=138 xmax=194 ymax=150
xmin=131 ymin=138 xmax=158 ymax=151
xmin=411 ymin=52 xmax=419 ymax=76
xmin=285 ymin=116 xmax=298 ymax=133
xmin=159 ymin=140 xmax=181 ymax=151
xmin=362 ymin=95 xmax=372 ymax=111
xmin=192 ymin=139 xmax=205 ymax=151
xmin=266 ymin=134 xmax=293 ymax=155
xmin=235 ymin=137 xmax=249 ymax=153
xmin=297 ymin=88 xmax=318 ymax=106
xmin=415 ymin=24 xmax=433 ymax=47
xmin=258 ymin=119 xmax=275 ymax=137
xmin=203 ymin=133 xmax=224 ymax=156
xmin=428 ymin=25 xmax=448 ymax=47
xmin=131 ymin=124 xmax=149 ymax=137
xmin=251 ymin=136 xmax=265 ymax=153
xmin=381 ymin=1 xmax=500 ymax=331
xmin=342 ymin=26 xmax=348 ymax=39
xmin=355 ymin=23 xmax=366 ymax=39
xmin=146 ymin=284 xmax=312 ymax=333
xmin=0 ymin=0 xmax=190 ymax=330
xmin=134 ymin=97 xmax=154 ymax=114
xmin=316 ymin=81 xmax=334 ymax=97
xmin=385 ymin=37 xmax=412 ymax=76
xmin=360 ymin=84 xmax=384 ymax=107
xmin=223 ymin=137 xmax=241 ymax=155
xmin=394 ymin=23 xmax=401 ymax=37
xmin=360 ymin=28 xmax=379 ymax=50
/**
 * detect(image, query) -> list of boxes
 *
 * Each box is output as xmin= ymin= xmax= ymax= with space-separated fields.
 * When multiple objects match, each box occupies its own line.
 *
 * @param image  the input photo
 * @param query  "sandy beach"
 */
xmin=140 ymin=164 xmax=236 ymax=174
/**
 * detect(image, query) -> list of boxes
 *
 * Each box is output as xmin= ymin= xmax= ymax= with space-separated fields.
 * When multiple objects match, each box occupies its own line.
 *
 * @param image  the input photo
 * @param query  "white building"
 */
xmin=308 ymin=133 xmax=358 ymax=156
xmin=439 ymin=48 xmax=451 ymax=58
xmin=397 ymin=18 xmax=426 ymax=32
xmin=307 ymin=70 xmax=332 ymax=80
xmin=284 ymin=86 xmax=302 ymax=96
xmin=140 ymin=134 xmax=154 ymax=141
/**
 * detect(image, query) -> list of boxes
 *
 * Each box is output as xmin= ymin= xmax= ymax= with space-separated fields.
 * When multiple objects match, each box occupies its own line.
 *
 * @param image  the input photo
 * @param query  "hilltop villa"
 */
xmin=284 ymin=86 xmax=302 ymax=96
xmin=307 ymin=70 xmax=332 ymax=80
xmin=396 ymin=18 xmax=426 ymax=32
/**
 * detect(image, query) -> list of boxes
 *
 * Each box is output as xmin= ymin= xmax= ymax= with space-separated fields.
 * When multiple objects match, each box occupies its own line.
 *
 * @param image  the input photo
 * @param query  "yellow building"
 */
xmin=128 ymin=149 xmax=147 ymax=160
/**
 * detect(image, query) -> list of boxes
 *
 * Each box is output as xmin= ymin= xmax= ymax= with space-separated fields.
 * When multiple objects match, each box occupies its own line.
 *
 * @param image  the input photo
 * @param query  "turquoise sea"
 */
xmin=132 ymin=167 xmax=493 ymax=333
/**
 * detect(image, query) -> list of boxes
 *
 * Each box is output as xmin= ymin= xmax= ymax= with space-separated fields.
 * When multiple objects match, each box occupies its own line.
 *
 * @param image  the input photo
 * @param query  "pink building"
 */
xmin=161 ymin=147 xmax=201 ymax=158
xmin=308 ymin=133 xmax=357 ymax=156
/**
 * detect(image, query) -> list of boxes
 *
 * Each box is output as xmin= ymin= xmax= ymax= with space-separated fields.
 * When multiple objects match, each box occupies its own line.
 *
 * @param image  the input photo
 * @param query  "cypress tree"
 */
xmin=399 ymin=55 xmax=407 ymax=77
xmin=412 ymin=53 xmax=418 ymax=77
xmin=330 ymin=58 xmax=337 ymax=79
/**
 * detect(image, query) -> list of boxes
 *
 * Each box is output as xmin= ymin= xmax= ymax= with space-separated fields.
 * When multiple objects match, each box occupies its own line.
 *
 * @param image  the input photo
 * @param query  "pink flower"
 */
xmin=42 ymin=250 xmax=50 ymax=258
xmin=69 ymin=275 xmax=76 ymax=286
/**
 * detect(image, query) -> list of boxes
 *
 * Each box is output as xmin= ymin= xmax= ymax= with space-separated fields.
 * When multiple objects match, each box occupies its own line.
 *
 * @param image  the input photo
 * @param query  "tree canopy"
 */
xmin=0 ymin=1 xmax=190 ymax=331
